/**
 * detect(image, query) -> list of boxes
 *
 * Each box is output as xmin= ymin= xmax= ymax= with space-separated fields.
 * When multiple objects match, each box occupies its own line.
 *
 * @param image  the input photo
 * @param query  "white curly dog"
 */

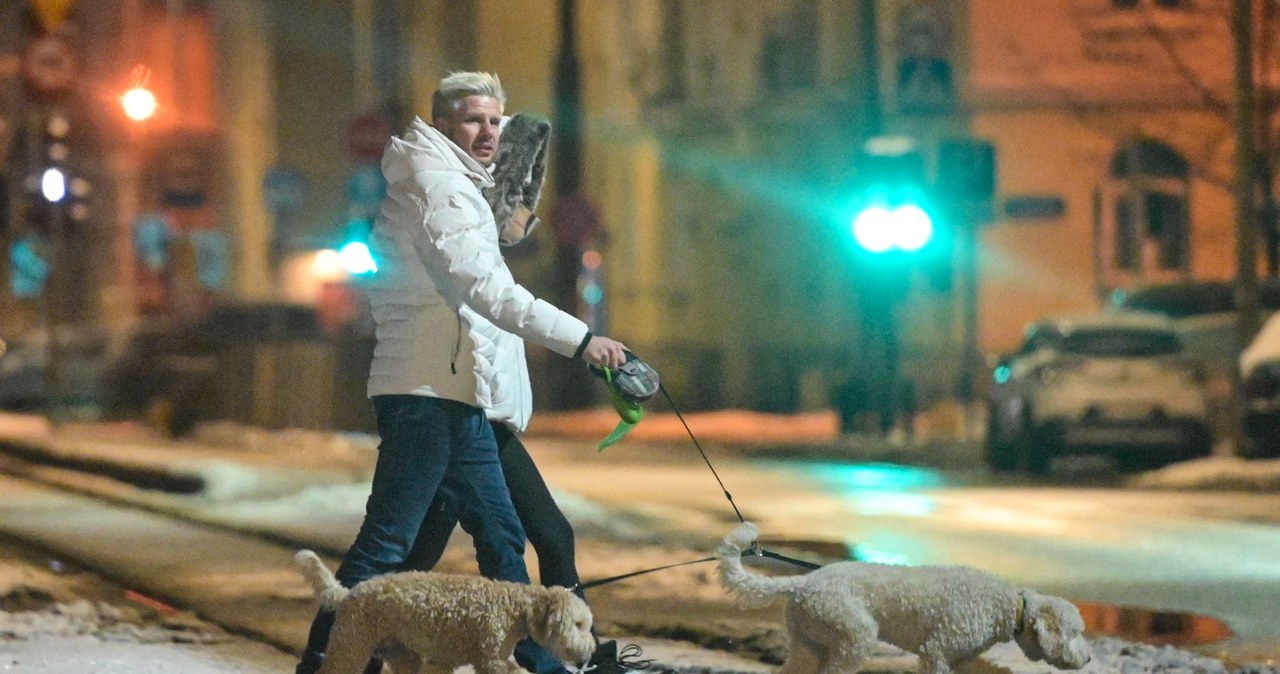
xmin=717 ymin=523 xmax=1091 ymax=674
xmin=295 ymin=550 xmax=596 ymax=674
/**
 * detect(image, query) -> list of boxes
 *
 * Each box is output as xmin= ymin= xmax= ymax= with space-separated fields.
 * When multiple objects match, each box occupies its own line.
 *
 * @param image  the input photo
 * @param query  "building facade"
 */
xmin=3 ymin=0 xmax=1270 ymax=418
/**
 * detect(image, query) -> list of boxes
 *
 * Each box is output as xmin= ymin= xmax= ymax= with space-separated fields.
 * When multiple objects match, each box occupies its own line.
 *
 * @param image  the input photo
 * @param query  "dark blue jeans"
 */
xmin=296 ymin=395 xmax=563 ymax=674
xmin=406 ymin=423 xmax=581 ymax=594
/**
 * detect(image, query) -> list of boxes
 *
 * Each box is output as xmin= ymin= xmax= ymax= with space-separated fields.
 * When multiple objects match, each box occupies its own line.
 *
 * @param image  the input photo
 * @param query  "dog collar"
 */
xmin=1014 ymin=591 xmax=1029 ymax=635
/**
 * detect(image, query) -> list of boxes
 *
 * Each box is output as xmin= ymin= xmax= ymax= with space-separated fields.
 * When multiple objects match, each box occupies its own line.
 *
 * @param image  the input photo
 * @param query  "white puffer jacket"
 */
xmin=365 ymin=117 xmax=589 ymax=432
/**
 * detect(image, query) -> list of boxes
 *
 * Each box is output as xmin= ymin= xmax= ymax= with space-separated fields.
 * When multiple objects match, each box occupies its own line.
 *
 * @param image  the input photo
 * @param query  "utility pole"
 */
xmin=548 ymin=0 xmax=596 ymax=410
xmin=1231 ymin=0 xmax=1261 ymax=451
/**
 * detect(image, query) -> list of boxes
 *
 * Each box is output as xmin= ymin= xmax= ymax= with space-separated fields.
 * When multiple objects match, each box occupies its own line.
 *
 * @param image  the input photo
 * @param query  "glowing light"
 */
xmin=894 ymin=205 xmax=934 ymax=251
xmin=313 ymin=249 xmax=344 ymax=277
xmin=582 ymin=249 xmax=603 ymax=270
xmin=122 ymin=87 xmax=157 ymax=121
xmin=339 ymin=241 xmax=377 ymax=275
xmin=122 ymin=66 xmax=157 ymax=121
xmin=852 ymin=204 xmax=934 ymax=253
xmin=581 ymin=282 xmax=604 ymax=305
xmin=852 ymin=206 xmax=895 ymax=253
xmin=993 ymin=365 xmax=1011 ymax=384
xmin=41 ymin=168 xmax=66 ymax=203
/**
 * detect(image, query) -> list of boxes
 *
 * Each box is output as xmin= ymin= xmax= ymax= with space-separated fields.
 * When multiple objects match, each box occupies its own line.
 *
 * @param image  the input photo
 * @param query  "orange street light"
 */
xmin=121 ymin=65 xmax=156 ymax=121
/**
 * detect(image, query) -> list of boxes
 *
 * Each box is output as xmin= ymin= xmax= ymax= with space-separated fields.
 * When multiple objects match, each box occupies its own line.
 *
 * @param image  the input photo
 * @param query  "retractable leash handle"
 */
xmin=590 ymin=350 xmax=660 ymax=450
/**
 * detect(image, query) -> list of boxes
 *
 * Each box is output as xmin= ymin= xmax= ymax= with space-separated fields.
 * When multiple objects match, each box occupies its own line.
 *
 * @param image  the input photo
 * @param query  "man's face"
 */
xmin=434 ymin=95 xmax=503 ymax=166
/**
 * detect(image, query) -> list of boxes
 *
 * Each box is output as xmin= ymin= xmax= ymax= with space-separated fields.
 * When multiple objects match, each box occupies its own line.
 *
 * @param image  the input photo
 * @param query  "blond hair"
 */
xmin=432 ymin=71 xmax=506 ymax=120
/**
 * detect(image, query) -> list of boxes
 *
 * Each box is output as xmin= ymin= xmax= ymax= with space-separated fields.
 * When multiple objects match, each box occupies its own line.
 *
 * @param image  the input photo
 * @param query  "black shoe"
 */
xmin=587 ymin=641 xmax=675 ymax=674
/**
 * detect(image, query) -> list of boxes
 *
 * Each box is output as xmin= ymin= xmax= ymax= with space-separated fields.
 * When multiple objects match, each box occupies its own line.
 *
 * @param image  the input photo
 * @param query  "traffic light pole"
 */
xmin=957 ymin=207 xmax=979 ymax=406
xmin=858 ymin=272 xmax=904 ymax=437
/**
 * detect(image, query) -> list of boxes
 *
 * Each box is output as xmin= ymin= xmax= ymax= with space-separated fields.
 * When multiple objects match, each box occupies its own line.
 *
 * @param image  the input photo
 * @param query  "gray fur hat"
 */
xmin=484 ymin=112 xmax=551 ymax=246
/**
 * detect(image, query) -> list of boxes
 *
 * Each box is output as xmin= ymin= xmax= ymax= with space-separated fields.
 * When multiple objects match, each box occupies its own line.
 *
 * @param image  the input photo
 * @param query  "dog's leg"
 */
xmin=316 ymin=609 xmax=380 ymax=674
xmin=788 ymin=592 xmax=875 ymax=674
xmin=914 ymin=645 xmax=953 ymax=674
xmin=778 ymin=633 xmax=822 ymax=674
xmin=379 ymin=645 xmax=424 ymax=674
xmin=474 ymin=657 xmax=513 ymax=674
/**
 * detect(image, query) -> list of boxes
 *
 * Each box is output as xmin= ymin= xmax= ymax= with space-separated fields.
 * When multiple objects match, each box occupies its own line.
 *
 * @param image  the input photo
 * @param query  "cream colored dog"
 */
xmin=295 ymin=550 xmax=595 ymax=674
xmin=717 ymin=523 xmax=1091 ymax=674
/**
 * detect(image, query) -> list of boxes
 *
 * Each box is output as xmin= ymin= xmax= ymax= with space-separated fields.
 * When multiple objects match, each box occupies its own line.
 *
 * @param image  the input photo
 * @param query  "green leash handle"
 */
xmin=598 ymin=366 xmax=644 ymax=451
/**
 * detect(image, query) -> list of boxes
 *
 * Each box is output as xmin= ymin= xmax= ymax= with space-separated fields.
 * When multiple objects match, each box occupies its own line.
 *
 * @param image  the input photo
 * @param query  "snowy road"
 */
xmin=528 ymin=440 xmax=1280 ymax=654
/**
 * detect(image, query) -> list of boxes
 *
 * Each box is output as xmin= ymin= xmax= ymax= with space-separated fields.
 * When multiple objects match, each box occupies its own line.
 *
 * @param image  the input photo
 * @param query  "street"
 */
xmin=0 ymin=417 xmax=1278 ymax=671
xmin=531 ymin=438 xmax=1280 ymax=651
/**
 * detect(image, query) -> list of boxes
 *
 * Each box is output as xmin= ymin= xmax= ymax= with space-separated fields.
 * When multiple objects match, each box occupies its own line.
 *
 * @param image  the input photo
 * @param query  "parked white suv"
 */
xmin=986 ymin=311 xmax=1212 ymax=474
xmin=1240 ymin=312 xmax=1280 ymax=458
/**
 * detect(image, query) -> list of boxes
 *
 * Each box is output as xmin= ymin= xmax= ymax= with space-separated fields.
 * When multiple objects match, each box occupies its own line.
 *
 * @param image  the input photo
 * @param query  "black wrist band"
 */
xmin=573 ymin=331 xmax=593 ymax=360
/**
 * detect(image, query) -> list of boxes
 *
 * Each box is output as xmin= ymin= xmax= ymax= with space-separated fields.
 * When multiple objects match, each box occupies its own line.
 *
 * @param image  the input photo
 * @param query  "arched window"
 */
xmin=1099 ymin=138 xmax=1192 ymax=286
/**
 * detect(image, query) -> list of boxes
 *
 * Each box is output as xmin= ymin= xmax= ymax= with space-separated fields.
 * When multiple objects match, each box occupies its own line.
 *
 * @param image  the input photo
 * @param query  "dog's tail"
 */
xmin=295 ymin=550 xmax=348 ymax=610
xmin=716 ymin=522 xmax=806 ymax=609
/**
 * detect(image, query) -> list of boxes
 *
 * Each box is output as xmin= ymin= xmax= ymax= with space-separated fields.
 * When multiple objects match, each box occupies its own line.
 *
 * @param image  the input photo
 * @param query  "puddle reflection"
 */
xmin=1074 ymin=601 xmax=1234 ymax=647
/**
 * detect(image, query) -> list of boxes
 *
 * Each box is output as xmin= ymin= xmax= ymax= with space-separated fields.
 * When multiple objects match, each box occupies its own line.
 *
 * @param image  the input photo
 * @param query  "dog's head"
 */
xmin=528 ymin=586 xmax=595 ymax=669
xmin=1013 ymin=591 xmax=1091 ymax=670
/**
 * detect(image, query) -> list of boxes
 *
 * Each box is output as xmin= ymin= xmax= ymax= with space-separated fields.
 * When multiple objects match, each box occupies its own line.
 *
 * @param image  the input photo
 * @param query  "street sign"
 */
xmin=21 ymin=34 xmax=75 ymax=98
xmin=895 ymin=1 xmax=954 ymax=114
xmin=28 ymin=0 xmax=76 ymax=33
xmin=347 ymin=164 xmax=385 ymax=211
xmin=346 ymin=112 xmax=392 ymax=164
xmin=263 ymin=166 xmax=306 ymax=215
xmin=134 ymin=214 xmax=170 ymax=270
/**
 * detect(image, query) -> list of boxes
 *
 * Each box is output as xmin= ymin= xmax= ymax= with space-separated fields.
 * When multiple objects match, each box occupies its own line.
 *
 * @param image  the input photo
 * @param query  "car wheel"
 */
xmin=1019 ymin=414 xmax=1054 ymax=476
xmin=985 ymin=410 xmax=1017 ymax=472
xmin=1115 ymin=452 xmax=1166 ymax=472
xmin=1242 ymin=413 xmax=1280 ymax=459
xmin=1184 ymin=423 xmax=1213 ymax=461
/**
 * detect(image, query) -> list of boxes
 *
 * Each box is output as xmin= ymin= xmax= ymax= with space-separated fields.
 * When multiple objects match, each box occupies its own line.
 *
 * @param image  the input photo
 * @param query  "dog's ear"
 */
xmin=1025 ymin=593 xmax=1067 ymax=658
xmin=1022 ymin=593 xmax=1093 ymax=669
xmin=529 ymin=587 xmax=570 ymax=641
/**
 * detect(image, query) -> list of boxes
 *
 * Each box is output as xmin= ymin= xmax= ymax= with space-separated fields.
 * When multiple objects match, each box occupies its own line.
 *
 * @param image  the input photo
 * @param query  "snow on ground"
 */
xmin=3 ymin=415 xmax=1280 ymax=672
xmin=1128 ymin=453 xmax=1280 ymax=491
xmin=0 ymin=539 xmax=296 ymax=673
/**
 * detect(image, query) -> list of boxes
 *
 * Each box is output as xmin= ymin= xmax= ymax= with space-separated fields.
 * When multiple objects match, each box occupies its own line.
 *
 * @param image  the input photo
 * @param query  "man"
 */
xmin=403 ymin=111 xmax=655 ymax=674
xmin=295 ymin=71 xmax=627 ymax=674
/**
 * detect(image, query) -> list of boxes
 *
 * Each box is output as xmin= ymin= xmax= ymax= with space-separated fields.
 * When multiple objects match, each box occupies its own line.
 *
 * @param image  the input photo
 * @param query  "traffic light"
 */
xmin=849 ymin=139 xmax=939 ymax=258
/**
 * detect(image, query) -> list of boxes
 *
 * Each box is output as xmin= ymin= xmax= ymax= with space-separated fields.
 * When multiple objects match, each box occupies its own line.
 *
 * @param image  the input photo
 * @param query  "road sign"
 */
xmin=347 ymin=164 xmax=385 ymax=211
xmin=263 ymin=166 xmax=306 ymax=214
xmin=21 ymin=34 xmax=75 ymax=98
xmin=346 ymin=113 xmax=392 ymax=164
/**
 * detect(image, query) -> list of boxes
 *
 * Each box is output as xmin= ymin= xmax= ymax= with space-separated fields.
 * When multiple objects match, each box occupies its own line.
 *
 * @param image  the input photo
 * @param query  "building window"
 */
xmin=1106 ymin=138 xmax=1191 ymax=276
xmin=759 ymin=5 xmax=818 ymax=94
xmin=656 ymin=0 xmax=687 ymax=102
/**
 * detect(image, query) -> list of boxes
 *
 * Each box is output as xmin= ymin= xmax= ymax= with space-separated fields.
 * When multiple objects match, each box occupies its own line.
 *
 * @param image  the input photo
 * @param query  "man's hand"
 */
xmin=581 ymin=335 xmax=627 ymax=369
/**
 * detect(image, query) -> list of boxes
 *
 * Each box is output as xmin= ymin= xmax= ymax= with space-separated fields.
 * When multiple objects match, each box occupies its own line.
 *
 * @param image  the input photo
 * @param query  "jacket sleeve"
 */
xmin=410 ymin=173 xmax=589 ymax=359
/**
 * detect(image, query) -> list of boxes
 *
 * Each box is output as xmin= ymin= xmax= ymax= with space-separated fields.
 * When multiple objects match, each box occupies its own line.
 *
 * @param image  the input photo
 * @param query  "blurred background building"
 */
xmin=0 ymin=0 xmax=1276 ymax=427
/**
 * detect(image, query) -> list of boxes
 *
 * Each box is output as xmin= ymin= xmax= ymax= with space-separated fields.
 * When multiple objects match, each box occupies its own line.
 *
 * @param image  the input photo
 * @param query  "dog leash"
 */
xmin=571 ymin=382 xmax=821 ymax=592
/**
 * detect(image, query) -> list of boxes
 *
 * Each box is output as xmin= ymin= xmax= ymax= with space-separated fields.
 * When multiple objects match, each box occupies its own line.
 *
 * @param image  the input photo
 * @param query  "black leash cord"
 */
xmin=759 ymin=548 xmax=821 ymax=570
xmin=569 ymin=375 xmax=822 ymax=592
xmin=658 ymin=383 xmax=746 ymax=524
xmin=572 ymin=555 xmax=718 ymax=591
xmin=572 ymin=548 xmax=820 ymax=592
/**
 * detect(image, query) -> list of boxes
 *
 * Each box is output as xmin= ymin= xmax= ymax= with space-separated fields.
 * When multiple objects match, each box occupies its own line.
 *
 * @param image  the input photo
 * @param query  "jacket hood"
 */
xmin=381 ymin=117 xmax=494 ymax=188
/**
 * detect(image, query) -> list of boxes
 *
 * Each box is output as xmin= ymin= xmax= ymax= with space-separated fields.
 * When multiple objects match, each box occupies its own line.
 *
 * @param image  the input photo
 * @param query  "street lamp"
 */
xmin=121 ymin=65 xmax=156 ymax=121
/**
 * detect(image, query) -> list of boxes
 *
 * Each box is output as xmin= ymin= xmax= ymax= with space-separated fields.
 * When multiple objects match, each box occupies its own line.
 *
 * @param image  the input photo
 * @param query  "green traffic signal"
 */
xmin=850 ymin=189 xmax=935 ymax=255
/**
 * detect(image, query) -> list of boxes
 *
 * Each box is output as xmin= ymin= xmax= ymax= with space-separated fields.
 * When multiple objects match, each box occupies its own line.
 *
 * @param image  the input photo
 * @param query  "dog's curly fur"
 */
xmin=296 ymin=550 xmax=595 ymax=674
xmin=717 ymin=523 xmax=1091 ymax=674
